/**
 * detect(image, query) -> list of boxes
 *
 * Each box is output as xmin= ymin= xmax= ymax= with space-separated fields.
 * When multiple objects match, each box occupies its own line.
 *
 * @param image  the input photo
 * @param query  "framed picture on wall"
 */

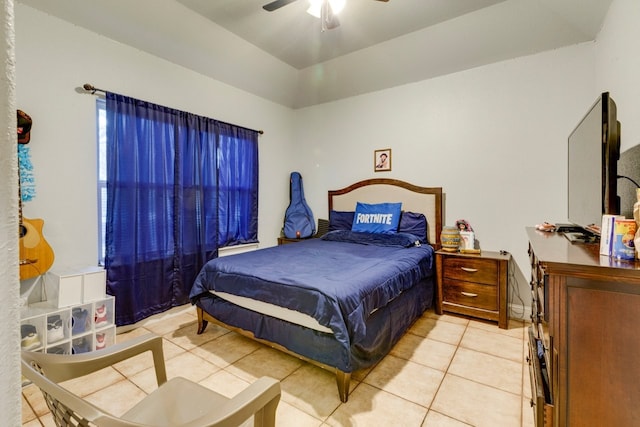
xmin=374 ymin=149 xmax=391 ymax=172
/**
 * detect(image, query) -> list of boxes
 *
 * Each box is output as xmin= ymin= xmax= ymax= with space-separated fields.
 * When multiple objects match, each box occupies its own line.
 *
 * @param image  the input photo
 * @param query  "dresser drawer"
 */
xmin=442 ymin=279 xmax=497 ymax=310
xmin=442 ymin=257 xmax=498 ymax=285
xmin=527 ymin=327 xmax=554 ymax=427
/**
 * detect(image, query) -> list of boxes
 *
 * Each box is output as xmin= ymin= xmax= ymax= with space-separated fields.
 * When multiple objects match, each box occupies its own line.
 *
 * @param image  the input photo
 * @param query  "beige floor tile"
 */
xmin=522 ymin=360 xmax=532 ymax=400
xmin=126 ymin=351 xmax=219 ymax=396
xmin=165 ymin=351 xmax=221 ymax=382
xmin=521 ymin=398 xmax=535 ymax=427
xmin=326 ymin=382 xmax=427 ymax=427
xmin=448 ymin=347 xmax=522 ymax=395
xmin=280 ymin=363 xmax=343 ymax=420
xmin=22 ymin=383 xmax=49 ymax=417
xmin=351 ymin=364 xmax=374 ymax=382
xmin=38 ymin=412 xmax=56 ymax=427
xmin=408 ymin=316 xmax=467 ymax=346
xmin=424 ymin=311 xmax=470 ymax=326
xmin=111 ymin=337 xmax=184 ymax=378
xmin=277 ymin=400 xmax=324 ymax=427
xmin=112 ymin=350 xmax=157 ymax=378
xmin=159 ymin=336 xmax=188 ymax=360
xmin=21 ymin=393 xmax=37 ymax=423
xmin=459 ymin=327 xmax=524 ymax=363
xmin=128 ymin=364 xmax=162 ymax=394
xmin=24 ymin=304 xmax=531 ymax=427
xmin=191 ymin=331 xmax=263 ymax=368
xmin=431 ymin=375 xmax=522 ymax=427
xmin=363 ymin=354 xmax=445 ymax=407
xmin=83 ymin=379 xmax=147 ymax=417
xmin=164 ymin=321 xmax=227 ymax=350
xmin=201 ymin=370 xmax=326 ymax=426
xmin=61 ymin=366 xmax=125 ymax=397
xmin=468 ymin=318 xmax=526 ymax=340
xmin=391 ymin=333 xmax=457 ymax=372
xmin=21 ymin=419 xmax=42 ymax=427
xmin=143 ymin=312 xmax=198 ymax=336
xmin=115 ymin=326 xmax=152 ymax=343
xmin=422 ymin=410 xmax=473 ymax=426
xmin=225 ymin=346 xmax=304 ymax=383
xmin=199 ymin=369 xmax=250 ymax=398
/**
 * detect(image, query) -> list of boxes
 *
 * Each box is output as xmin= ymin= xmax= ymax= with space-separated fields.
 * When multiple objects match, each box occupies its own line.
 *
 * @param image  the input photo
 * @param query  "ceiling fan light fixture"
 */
xmin=307 ymin=0 xmax=345 ymax=18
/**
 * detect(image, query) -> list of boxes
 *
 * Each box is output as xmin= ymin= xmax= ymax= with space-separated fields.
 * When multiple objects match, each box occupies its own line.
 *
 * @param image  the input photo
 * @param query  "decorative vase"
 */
xmin=440 ymin=226 xmax=460 ymax=252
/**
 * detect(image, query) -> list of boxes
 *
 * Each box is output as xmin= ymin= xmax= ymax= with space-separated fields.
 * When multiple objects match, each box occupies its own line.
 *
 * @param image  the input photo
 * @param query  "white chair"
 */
xmin=22 ymin=333 xmax=281 ymax=427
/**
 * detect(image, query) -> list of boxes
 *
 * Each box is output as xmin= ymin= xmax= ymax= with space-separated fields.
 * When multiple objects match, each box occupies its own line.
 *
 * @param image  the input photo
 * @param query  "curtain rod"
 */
xmin=82 ymin=83 xmax=264 ymax=135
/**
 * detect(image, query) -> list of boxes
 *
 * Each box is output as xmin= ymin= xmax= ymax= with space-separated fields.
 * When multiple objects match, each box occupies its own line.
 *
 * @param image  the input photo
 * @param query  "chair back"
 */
xmin=22 ymin=333 xmax=280 ymax=427
xmin=22 ymin=356 xmax=122 ymax=427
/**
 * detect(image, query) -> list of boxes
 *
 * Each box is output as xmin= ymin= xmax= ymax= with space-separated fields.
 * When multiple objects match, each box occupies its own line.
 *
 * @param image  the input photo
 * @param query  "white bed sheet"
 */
xmin=210 ymin=290 xmax=333 ymax=334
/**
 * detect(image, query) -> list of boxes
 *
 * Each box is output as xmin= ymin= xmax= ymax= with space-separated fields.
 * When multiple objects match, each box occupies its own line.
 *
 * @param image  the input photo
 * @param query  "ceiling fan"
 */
xmin=263 ymin=0 xmax=390 ymax=31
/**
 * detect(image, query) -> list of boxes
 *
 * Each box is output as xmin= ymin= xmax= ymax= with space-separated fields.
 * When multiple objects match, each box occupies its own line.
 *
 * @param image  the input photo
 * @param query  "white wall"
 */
xmin=15 ymin=5 xmax=294 ymax=273
xmin=595 ymin=0 xmax=640 ymax=152
xmin=292 ymin=43 xmax=597 ymax=307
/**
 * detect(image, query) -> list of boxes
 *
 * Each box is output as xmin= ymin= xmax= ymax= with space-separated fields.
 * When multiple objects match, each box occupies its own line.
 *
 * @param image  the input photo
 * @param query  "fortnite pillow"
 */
xmin=351 ymin=202 xmax=402 ymax=234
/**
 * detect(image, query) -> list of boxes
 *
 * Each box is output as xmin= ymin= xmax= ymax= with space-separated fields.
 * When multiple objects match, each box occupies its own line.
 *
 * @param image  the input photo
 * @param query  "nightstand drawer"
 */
xmin=442 ymin=257 xmax=498 ymax=285
xmin=442 ymin=279 xmax=497 ymax=310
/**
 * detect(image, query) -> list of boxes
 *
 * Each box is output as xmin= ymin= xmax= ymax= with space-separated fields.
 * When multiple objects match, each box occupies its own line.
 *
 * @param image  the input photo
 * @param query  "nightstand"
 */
xmin=277 ymin=237 xmax=309 ymax=245
xmin=435 ymin=250 xmax=510 ymax=329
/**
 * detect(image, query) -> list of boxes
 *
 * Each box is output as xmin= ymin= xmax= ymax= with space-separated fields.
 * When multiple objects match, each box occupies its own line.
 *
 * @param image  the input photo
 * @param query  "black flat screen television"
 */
xmin=567 ymin=92 xmax=620 ymax=234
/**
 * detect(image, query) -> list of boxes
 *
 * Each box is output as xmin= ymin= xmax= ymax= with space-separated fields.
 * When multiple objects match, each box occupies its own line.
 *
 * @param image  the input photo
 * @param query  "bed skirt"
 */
xmin=194 ymin=275 xmax=434 ymax=401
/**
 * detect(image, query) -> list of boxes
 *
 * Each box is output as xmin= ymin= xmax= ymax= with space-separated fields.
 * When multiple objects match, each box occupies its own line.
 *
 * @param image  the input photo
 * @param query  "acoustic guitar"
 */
xmin=19 ymin=183 xmax=54 ymax=280
xmin=17 ymin=110 xmax=54 ymax=280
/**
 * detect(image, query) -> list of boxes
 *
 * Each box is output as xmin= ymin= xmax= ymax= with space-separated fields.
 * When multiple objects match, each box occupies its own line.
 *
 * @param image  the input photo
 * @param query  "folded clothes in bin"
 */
xmin=72 ymin=308 xmax=89 ymax=334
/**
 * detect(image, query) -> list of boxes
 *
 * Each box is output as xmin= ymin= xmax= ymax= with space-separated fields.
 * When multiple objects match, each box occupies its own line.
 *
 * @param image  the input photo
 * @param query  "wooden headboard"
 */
xmin=328 ymin=179 xmax=443 ymax=248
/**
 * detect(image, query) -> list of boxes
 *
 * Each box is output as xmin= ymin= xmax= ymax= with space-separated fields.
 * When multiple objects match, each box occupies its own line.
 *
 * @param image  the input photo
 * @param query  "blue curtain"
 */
xmin=217 ymin=122 xmax=259 ymax=246
xmin=105 ymin=93 xmax=258 ymax=326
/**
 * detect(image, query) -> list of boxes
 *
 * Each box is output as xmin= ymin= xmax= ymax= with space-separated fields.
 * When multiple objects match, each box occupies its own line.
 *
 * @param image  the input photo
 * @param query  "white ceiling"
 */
xmin=18 ymin=0 xmax=612 ymax=108
xmin=176 ymin=0 xmax=507 ymax=70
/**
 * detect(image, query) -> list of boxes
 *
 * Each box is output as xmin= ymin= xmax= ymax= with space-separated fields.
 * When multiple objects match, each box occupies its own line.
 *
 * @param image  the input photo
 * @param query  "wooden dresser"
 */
xmin=435 ymin=250 xmax=510 ymax=329
xmin=526 ymin=227 xmax=640 ymax=427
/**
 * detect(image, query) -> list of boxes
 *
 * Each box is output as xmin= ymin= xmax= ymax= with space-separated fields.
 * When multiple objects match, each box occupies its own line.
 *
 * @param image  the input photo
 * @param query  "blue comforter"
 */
xmin=190 ymin=231 xmax=434 ymax=349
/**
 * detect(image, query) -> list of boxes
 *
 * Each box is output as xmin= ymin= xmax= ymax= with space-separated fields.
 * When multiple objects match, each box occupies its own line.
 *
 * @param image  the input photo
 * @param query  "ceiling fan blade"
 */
xmin=263 ymin=0 xmax=298 ymax=12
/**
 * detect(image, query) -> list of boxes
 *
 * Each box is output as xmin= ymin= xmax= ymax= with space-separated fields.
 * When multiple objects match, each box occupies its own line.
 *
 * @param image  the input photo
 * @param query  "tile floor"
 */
xmin=22 ymin=308 xmax=535 ymax=426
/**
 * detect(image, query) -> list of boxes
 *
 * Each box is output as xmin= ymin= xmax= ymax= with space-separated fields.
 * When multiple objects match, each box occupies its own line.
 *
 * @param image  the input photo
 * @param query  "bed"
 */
xmin=189 ymin=178 xmax=443 ymax=402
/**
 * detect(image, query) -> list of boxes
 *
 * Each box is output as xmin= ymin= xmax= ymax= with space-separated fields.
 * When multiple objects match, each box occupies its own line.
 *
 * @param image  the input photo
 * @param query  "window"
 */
xmin=97 ymin=99 xmax=106 ymax=264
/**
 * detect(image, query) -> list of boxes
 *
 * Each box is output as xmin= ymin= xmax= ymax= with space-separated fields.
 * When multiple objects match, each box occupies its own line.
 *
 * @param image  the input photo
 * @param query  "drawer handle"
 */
xmin=460 ymin=267 xmax=478 ymax=273
xmin=461 ymin=291 xmax=478 ymax=298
